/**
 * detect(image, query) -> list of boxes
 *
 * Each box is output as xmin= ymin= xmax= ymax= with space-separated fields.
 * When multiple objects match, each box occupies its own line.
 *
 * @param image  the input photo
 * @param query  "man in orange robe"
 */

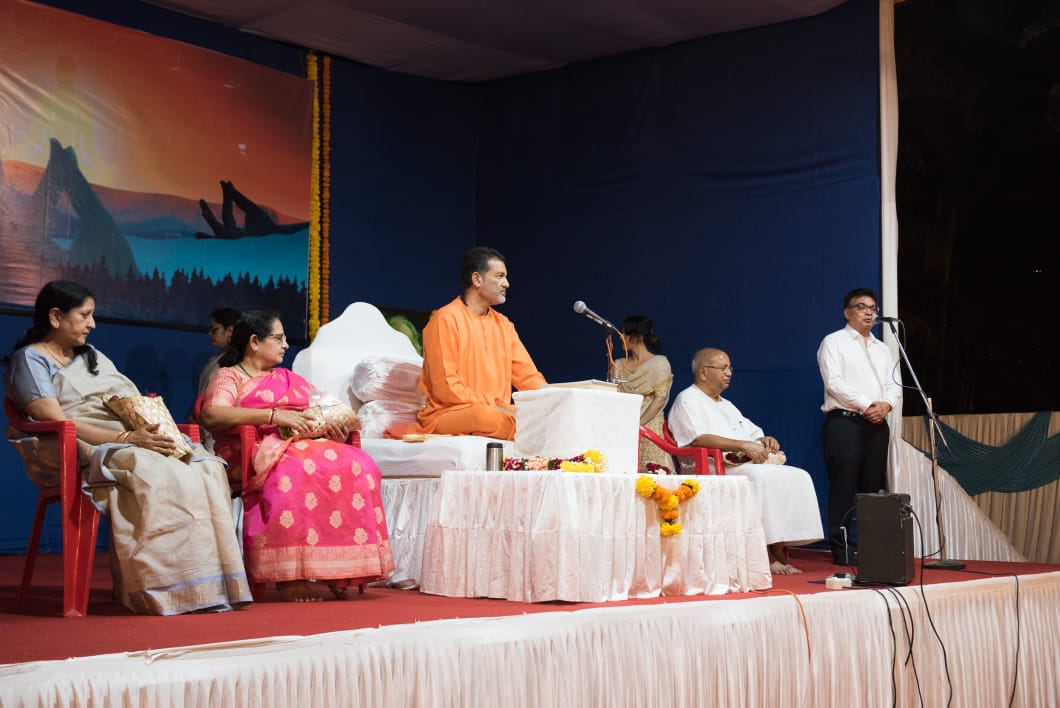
xmin=408 ymin=246 xmax=546 ymax=440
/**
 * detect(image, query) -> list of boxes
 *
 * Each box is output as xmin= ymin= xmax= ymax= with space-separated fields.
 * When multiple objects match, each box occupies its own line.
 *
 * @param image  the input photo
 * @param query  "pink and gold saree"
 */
xmin=205 ymin=367 xmax=394 ymax=585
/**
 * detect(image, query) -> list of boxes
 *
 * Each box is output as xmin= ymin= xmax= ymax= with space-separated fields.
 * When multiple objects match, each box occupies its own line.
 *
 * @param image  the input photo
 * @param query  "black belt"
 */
xmin=828 ymin=409 xmax=862 ymax=418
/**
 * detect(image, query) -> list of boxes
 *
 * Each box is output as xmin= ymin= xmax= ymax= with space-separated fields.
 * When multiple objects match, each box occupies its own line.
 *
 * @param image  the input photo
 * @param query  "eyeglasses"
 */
xmin=264 ymin=333 xmax=287 ymax=344
xmin=849 ymin=303 xmax=878 ymax=314
xmin=701 ymin=365 xmax=733 ymax=373
xmin=208 ymin=325 xmax=223 ymax=335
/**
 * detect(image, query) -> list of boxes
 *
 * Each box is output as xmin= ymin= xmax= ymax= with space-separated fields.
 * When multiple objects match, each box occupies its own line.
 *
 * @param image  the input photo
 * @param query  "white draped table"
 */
xmin=420 ymin=471 xmax=771 ymax=602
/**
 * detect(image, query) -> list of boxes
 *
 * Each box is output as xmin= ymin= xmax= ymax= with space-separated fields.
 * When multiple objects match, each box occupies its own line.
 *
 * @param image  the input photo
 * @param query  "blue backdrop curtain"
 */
xmin=480 ymin=0 xmax=881 ymax=515
xmin=0 ymin=0 xmax=880 ymax=552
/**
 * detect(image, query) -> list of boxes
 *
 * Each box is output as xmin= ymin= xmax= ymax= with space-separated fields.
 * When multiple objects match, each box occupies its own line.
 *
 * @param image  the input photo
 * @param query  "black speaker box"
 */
xmin=856 ymin=492 xmax=914 ymax=585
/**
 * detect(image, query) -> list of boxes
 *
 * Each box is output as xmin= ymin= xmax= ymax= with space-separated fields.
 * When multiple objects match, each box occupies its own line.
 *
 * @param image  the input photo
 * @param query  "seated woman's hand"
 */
xmin=322 ymin=418 xmax=350 ymax=442
xmin=272 ymin=408 xmax=319 ymax=437
xmin=126 ymin=423 xmax=180 ymax=456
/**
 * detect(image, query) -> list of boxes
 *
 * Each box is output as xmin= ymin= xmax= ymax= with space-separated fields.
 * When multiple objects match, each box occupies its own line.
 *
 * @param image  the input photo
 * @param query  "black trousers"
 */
xmin=822 ymin=411 xmax=890 ymax=559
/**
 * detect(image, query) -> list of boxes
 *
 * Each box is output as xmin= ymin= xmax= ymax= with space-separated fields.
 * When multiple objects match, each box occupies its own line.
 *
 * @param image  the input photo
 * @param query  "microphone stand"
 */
xmin=592 ymin=322 xmax=625 ymax=384
xmin=884 ymin=320 xmax=965 ymax=570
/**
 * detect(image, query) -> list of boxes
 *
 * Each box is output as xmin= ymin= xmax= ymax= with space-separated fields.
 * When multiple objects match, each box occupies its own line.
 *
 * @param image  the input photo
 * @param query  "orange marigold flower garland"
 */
xmin=320 ymin=54 xmax=332 ymax=325
xmin=636 ymin=475 xmax=700 ymax=536
xmin=306 ymin=51 xmax=322 ymax=338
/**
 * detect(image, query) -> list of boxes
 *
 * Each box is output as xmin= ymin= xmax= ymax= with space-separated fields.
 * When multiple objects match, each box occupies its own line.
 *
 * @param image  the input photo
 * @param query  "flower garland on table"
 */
xmin=502 ymin=449 xmax=607 ymax=473
xmin=636 ymin=475 xmax=700 ymax=536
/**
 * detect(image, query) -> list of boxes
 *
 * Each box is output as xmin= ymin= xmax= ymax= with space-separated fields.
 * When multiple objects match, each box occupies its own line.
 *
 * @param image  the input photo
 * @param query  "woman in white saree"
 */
xmin=5 ymin=281 xmax=251 ymax=615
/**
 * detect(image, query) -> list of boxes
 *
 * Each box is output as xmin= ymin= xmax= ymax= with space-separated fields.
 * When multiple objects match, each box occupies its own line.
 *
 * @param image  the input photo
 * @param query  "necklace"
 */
xmin=40 ymin=341 xmax=73 ymax=366
xmin=237 ymin=362 xmax=271 ymax=378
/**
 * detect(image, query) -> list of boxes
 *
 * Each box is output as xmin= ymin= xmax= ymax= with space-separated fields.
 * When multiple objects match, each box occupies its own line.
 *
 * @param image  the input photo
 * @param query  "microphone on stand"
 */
xmin=872 ymin=315 xmax=901 ymax=324
xmin=573 ymin=301 xmax=618 ymax=333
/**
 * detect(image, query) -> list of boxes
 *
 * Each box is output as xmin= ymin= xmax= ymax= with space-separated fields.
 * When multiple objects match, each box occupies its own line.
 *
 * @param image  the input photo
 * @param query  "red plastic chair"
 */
xmin=195 ymin=395 xmax=366 ymax=600
xmin=638 ymin=420 xmax=725 ymax=475
xmin=5 ymin=395 xmax=200 ymax=617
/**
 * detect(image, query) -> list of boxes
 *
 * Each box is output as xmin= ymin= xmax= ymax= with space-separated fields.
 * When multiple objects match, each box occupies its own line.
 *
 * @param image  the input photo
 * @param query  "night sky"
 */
xmin=895 ymin=0 xmax=1059 ymax=414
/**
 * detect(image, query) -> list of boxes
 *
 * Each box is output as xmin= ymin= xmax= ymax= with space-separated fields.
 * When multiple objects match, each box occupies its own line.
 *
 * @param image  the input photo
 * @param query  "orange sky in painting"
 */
xmin=0 ymin=0 xmax=312 ymax=219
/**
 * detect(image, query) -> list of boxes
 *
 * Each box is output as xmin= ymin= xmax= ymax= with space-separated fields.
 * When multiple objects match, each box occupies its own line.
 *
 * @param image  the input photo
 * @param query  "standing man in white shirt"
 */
xmin=817 ymin=288 xmax=903 ymax=565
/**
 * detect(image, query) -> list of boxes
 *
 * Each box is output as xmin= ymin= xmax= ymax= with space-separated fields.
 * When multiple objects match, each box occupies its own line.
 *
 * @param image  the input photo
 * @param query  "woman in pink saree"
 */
xmin=201 ymin=310 xmax=394 ymax=602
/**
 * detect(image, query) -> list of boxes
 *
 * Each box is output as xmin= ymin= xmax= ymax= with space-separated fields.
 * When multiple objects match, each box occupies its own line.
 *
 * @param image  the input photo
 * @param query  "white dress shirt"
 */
xmin=817 ymin=324 xmax=902 ymax=414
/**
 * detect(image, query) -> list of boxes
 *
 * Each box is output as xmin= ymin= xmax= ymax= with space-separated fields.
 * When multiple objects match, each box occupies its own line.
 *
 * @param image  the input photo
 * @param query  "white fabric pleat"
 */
xmin=4 ymin=573 xmax=1059 ymax=707
xmin=380 ymin=478 xmax=439 ymax=586
xmin=419 ymin=471 xmax=771 ymax=602
xmin=890 ymin=439 xmax=1026 ymax=562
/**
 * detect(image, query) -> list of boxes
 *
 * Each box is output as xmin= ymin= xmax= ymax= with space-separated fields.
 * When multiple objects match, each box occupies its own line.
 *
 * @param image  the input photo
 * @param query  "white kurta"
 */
xmin=669 ymin=385 xmax=824 ymax=546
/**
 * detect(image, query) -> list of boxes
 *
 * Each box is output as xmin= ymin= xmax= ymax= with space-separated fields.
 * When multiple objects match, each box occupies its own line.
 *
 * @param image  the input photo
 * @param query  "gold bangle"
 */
xmin=116 ymin=431 xmax=130 ymax=444
xmin=268 ymin=408 xmax=276 ymax=425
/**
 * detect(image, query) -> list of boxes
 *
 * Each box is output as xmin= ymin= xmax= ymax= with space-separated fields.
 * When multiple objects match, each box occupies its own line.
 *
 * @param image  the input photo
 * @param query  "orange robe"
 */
xmin=408 ymin=297 xmax=546 ymax=439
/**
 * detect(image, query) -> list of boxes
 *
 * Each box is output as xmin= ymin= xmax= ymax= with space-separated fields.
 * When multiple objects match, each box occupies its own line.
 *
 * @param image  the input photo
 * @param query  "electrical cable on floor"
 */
xmin=750 ymin=588 xmax=811 ymax=663
xmin=869 ymin=588 xmax=900 ymax=708
xmin=883 ymin=585 xmax=923 ymax=707
xmin=910 ymin=510 xmax=954 ymax=708
xmin=863 ymin=584 xmax=923 ymax=708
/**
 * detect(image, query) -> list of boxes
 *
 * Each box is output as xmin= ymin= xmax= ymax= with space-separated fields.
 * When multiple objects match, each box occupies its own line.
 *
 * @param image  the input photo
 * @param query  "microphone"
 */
xmin=573 ymin=301 xmax=617 ymax=332
xmin=873 ymin=315 xmax=901 ymax=324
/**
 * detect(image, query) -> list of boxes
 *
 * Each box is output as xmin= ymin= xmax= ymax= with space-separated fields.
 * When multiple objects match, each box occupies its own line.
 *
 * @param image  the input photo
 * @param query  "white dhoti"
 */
xmin=725 ymin=463 xmax=823 ymax=547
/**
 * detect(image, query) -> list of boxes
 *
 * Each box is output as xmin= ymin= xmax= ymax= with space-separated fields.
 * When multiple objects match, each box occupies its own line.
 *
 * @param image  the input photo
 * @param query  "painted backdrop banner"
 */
xmin=0 ymin=0 xmax=312 ymax=331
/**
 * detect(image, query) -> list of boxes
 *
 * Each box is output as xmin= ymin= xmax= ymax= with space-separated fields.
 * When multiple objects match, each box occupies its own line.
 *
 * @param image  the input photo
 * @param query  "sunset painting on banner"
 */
xmin=0 ymin=0 xmax=313 ymax=331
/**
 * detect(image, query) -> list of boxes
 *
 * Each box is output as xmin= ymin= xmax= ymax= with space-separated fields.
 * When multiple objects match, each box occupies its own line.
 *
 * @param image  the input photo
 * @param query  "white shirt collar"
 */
xmin=843 ymin=323 xmax=881 ymax=345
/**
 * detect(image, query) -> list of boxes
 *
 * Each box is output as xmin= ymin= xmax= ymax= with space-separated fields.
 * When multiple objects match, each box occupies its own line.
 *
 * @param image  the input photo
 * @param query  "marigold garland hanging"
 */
xmin=636 ymin=475 xmax=700 ymax=536
xmin=306 ymin=51 xmax=322 ymax=338
xmin=320 ymin=54 xmax=332 ymax=324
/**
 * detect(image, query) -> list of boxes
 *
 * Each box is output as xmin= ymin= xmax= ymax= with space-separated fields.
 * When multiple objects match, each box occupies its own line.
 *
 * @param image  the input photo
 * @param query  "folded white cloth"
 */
xmin=358 ymin=399 xmax=422 ymax=438
xmin=350 ymin=355 xmax=425 ymax=406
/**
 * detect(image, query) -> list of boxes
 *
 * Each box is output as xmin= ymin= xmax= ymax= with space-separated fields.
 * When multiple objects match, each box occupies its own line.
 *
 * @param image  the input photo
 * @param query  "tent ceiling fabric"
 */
xmin=139 ymin=0 xmax=848 ymax=81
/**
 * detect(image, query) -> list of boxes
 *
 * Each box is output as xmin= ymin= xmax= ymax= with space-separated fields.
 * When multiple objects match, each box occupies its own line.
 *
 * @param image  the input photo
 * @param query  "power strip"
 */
xmin=826 ymin=575 xmax=853 ymax=590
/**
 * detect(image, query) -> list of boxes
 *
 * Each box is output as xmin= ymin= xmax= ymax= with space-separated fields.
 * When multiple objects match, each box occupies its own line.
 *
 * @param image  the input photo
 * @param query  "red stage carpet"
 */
xmin=2 ymin=548 xmax=1054 ymax=665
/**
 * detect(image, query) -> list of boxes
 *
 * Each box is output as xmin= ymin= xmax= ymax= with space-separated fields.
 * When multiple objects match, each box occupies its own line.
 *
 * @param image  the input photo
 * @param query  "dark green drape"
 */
xmin=913 ymin=412 xmax=1060 ymax=496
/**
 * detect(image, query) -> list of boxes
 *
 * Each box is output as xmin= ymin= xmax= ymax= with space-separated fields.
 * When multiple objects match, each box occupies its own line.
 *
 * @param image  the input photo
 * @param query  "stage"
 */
xmin=2 ymin=550 xmax=1059 ymax=706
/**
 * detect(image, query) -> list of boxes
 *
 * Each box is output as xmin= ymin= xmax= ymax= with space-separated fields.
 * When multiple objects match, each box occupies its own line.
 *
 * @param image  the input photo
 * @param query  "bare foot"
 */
xmin=770 ymin=560 xmax=800 ymax=575
xmin=276 ymin=580 xmax=323 ymax=602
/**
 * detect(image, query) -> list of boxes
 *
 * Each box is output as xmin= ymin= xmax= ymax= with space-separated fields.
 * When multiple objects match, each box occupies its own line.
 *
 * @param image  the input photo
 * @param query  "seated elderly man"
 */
xmin=406 ymin=246 xmax=546 ymax=440
xmin=669 ymin=348 xmax=823 ymax=574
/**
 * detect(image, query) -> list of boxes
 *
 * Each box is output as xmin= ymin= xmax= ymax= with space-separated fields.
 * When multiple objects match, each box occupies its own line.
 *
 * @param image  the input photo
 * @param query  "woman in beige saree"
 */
xmin=610 ymin=315 xmax=674 ymax=473
xmin=6 ymin=281 xmax=251 ymax=615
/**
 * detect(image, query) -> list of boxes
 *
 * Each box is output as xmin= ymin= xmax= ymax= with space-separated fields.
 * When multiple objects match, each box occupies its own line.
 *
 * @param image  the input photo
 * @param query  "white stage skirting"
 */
xmin=380 ymin=477 xmax=438 ymax=586
xmin=384 ymin=472 xmax=771 ymax=596
xmin=420 ymin=471 xmax=772 ymax=602
xmin=3 ymin=572 xmax=1058 ymax=707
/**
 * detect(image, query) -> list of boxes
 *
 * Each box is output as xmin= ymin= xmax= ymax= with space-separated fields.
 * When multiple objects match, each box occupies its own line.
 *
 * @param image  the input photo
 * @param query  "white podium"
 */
xmin=513 ymin=386 xmax=641 ymax=474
